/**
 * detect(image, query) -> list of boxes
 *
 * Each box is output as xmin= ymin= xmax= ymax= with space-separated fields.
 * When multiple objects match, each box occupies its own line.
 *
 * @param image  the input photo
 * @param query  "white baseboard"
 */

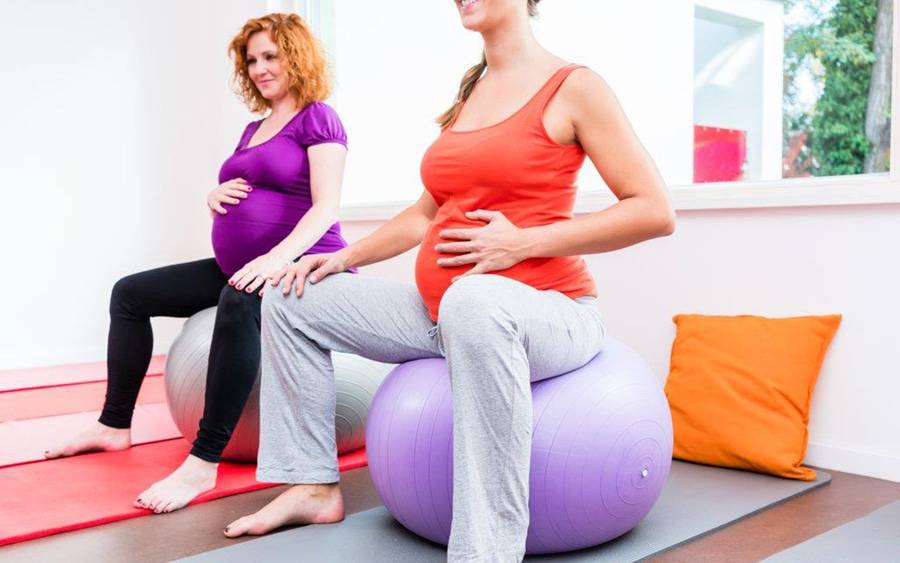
xmin=806 ymin=442 xmax=900 ymax=483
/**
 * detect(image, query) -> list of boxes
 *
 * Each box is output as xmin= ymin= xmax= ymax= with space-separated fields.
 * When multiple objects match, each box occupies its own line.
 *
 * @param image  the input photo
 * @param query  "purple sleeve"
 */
xmin=296 ymin=102 xmax=348 ymax=148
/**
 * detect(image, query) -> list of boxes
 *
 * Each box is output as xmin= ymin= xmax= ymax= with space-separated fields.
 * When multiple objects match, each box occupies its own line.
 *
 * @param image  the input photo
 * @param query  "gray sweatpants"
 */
xmin=257 ymin=273 xmax=605 ymax=563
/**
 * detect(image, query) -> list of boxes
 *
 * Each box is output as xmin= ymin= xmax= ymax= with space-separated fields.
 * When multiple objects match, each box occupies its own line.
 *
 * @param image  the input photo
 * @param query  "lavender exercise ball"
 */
xmin=365 ymin=338 xmax=673 ymax=555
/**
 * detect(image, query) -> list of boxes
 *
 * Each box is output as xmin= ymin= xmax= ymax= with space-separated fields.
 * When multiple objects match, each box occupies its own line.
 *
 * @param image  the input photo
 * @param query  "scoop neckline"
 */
xmin=446 ymin=63 xmax=575 ymax=135
xmin=240 ymin=105 xmax=310 ymax=151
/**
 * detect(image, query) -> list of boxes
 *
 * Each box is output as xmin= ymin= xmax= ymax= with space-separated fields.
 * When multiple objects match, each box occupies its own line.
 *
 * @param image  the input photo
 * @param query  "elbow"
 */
xmin=656 ymin=208 xmax=676 ymax=237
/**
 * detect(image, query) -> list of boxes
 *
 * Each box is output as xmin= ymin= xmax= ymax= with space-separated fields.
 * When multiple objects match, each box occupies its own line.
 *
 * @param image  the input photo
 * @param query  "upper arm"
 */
xmin=307 ymin=143 xmax=347 ymax=209
xmin=564 ymin=69 xmax=668 ymax=205
xmin=414 ymin=190 xmax=439 ymax=222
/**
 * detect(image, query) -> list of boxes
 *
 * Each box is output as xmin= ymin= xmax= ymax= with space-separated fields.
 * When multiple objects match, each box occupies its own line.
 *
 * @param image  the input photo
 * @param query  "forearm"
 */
xmin=343 ymin=203 xmax=432 ymax=268
xmin=268 ymin=203 xmax=340 ymax=264
xmin=521 ymin=195 xmax=675 ymax=259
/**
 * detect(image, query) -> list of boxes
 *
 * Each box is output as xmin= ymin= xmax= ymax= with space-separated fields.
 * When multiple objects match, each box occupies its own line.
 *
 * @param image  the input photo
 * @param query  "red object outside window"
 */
xmin=694 ymin=125 xmax=747 ymax=183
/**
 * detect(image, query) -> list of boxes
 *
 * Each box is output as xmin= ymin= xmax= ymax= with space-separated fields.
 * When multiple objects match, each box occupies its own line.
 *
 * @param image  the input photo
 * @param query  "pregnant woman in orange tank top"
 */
xmin=226 ymin=2 xmax=674 ymax=561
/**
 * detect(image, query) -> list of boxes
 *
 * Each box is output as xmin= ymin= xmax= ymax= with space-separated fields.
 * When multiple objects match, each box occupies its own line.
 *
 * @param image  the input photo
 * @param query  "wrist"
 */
xmin=517 ymin=227 xmax=542 ymax=260
xmin=268 ymin=247 xmax=296 ymax=267
xmin=337 ymin=246 xmax=357 ymax=269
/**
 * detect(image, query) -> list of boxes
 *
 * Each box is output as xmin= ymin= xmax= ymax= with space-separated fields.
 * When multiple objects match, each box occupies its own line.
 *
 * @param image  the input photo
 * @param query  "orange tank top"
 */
xmin=416 ymin=63 xmax=597 ymax=321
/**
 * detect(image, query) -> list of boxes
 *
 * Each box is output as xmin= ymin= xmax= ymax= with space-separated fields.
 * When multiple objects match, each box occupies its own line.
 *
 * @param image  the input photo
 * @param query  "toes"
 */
xmin=134 ymin=488 xmax=153 ymax=509
xmin=157 ymin=499 xmax=177 ymax=514
xmin=145 ymin=489 xmax=165 ymax=511
xmin=224 ymin=516 xmax=254 ymax=538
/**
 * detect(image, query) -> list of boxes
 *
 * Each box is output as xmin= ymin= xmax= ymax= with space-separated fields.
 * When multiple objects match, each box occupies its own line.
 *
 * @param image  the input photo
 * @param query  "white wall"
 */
xmin=338 ymin=202 xmax=900 ymax=483
xmin=0 ymin=0 xmax=266 ymax=368
xmin=334 ymin=1 xmax=695 ymax=206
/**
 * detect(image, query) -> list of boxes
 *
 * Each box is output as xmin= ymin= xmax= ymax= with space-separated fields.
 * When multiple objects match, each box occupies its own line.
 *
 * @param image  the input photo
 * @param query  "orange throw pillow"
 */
xmin=665 ymin=314 xmax=841 ymax=480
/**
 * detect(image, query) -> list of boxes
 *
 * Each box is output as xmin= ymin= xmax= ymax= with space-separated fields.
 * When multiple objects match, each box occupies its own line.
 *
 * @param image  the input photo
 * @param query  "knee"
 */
xmin=438 ymin=275 xmax=514 ymax=337
xmin=259 ymin=279 xmax=319 ymax=328
xmin=109 ymin=274 xmax=143 ymax=316
xmin=216 ymin=286 xmax=259 ymax=323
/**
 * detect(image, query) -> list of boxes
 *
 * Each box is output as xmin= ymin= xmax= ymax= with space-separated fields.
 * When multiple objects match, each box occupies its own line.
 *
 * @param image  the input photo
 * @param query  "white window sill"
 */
xmin=339 ymin=174 xmax=900 ymax=221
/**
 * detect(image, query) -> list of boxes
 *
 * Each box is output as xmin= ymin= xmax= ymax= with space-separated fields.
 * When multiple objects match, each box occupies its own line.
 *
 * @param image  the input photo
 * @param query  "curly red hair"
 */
xmin=229 ymin=13 xmax=331 ymax=114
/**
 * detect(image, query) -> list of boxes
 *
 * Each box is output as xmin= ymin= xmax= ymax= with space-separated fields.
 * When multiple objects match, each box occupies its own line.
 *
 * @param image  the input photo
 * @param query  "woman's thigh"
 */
xmin=262 ymin=273 xmax=441 ymax=363
xmin=113 ymin=258 xmax=226 ymax=318
xmin=438 ymin=274 xmax=606 ymax=381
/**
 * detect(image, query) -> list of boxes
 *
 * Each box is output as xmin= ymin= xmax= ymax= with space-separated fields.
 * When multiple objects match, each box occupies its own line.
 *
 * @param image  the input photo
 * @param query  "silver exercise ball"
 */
xmin=164 ymin=306 xmax=394 ymax=461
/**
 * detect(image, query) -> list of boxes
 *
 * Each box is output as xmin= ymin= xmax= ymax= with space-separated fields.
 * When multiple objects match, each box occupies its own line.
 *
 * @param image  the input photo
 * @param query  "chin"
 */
xmin=458 ymin=0 xmax=489 ymax=31
xmin=460 ymin=15 xmax=488 ymax=31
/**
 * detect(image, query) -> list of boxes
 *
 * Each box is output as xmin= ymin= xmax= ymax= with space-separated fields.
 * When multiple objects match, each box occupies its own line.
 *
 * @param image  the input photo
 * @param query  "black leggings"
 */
xmin=99 ymin=258 xmax=261 ymax=463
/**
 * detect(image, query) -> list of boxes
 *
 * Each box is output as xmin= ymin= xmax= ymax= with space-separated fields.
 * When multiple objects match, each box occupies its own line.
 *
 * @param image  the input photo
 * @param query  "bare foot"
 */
xmin=223 ymin=483 xmax=344 ymax=537
xmin=43 ymin=421 xmax=131 ymax=459
xmin=133 ymin=455 xmax=218 ymax=514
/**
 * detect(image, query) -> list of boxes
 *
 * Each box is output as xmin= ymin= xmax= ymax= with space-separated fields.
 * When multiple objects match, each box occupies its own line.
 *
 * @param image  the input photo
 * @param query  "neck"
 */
xmin=481 ymin=15 xmax=542 ymax=73
xmin=267 ymin=94 xmax=300 ymax=118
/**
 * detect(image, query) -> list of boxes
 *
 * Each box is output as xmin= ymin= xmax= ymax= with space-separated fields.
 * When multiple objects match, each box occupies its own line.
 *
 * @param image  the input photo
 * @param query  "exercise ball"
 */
xmin=365 ymin=338 xmax=672 ymax=555
xmin=165 ymin=306 xmax=394 ymax=461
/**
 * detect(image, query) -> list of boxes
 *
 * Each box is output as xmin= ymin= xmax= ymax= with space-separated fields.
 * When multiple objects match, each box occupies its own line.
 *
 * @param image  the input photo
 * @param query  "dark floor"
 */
xmin=2 ymin=466 xmax=898 ymax=563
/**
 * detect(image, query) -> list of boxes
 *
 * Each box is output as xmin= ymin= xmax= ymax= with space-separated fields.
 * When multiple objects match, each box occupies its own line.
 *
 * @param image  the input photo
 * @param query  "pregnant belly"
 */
xmin=211 ymin=188 xmax=309 ymax=276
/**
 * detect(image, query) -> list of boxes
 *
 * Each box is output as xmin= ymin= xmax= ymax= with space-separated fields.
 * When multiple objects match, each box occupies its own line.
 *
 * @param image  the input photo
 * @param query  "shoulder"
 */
xmin=559 ymin=67 xmax=616 ymax=107
xmin=299 ymin=101 xmax=343 ymax=122
xmin=557 ymin=67 xmax=624 ymax=124
xmin=292 ymin=101 xmax=347 ymax=146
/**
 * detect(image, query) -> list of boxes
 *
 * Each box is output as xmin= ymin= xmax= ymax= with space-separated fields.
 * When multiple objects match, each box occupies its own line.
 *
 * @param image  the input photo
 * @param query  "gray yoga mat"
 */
xmin=180 ymin=460 xmax=830 ymax=563
xmin=763 ymin=500 xmax=900 ymax=563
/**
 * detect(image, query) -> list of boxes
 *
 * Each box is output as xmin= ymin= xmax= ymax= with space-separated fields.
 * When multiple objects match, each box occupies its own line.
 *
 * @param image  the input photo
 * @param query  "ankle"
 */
xmin=96 ymin=421 xmax=130 ymax=434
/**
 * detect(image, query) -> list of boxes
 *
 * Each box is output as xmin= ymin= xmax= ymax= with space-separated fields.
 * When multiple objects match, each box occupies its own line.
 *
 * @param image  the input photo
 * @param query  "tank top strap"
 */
xmin=523 ymin=63 xmax=585 ymax=121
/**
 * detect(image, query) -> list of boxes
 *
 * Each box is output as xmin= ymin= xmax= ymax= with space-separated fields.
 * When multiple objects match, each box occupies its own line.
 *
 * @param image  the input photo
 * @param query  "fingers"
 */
xmin=231 ymin=268 xmax=258 ymax=291
xmin=434 ymin=241 xmax=475 ymax=254
xmin=217 ymin=195 xmax=241 ymax=205
xmin=281 ymin=267 xmax=298 ymax=295
xmin=209 ymin=200 xmax=228 ymax=215
xmin=228 ymin=266 xmax=247 ymax=288
xmin=439 ymin=227 xmax=478 ymax=241
xmin=222 ymin=188 xmax=249 ymax=200
xmin=465 ymin=209 xmax=501 ymax=222
xmin=245 ymin=275 xmax=266 ymax=294
xmin=308 ymin=259 xmax=341 ymax=284
xmin=437 ymin=253 xmax=480 ymax=268
xmin=269 ymin=267 xmax=287 ymax=287
xmin=452 ymin=262 xmax=489 ymax=283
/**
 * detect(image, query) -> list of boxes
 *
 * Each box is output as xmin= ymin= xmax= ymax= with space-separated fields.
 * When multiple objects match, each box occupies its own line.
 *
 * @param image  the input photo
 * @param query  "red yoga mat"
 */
xmin=0 ymin=403 xmax=182 ymax=468
xmin=0 ymin=355 xmax=167 ymax=392
xmin=0 ymin=375 xmax=166 ymax=422
xmin=0 ymin=439 xmax=368 ymax=547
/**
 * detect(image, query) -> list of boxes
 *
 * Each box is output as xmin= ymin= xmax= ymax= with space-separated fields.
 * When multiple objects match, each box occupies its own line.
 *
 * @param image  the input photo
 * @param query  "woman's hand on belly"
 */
xmin=435 ymin=209 xmax=534 ymax=282
xmin=229 ymin=250 xmax=294 ymax=296
xmin=207 ymin=178 xmax=252 ymax=217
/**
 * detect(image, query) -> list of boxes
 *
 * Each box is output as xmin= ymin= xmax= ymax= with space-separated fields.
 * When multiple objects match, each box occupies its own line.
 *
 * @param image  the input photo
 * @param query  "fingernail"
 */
xmin=310 ymin=277 xmax=317 ymax=283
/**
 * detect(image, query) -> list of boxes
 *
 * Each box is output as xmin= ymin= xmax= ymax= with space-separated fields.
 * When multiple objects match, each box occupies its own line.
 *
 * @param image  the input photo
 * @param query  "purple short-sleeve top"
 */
xmin=212 ymin=101 xmax=350 ymax=276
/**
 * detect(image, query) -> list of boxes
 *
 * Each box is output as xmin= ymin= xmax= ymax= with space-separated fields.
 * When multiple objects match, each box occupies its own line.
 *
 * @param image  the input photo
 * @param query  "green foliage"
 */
xmin=783 ymin=0 xmax=878 ymax=176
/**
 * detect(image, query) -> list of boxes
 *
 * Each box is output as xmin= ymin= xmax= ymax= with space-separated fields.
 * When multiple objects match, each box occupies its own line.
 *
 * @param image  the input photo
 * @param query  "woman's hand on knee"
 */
xmin=230 ymin=252 xmax=294 ymax=295
xmin=275 ymin=251 xmax=348 ymax=297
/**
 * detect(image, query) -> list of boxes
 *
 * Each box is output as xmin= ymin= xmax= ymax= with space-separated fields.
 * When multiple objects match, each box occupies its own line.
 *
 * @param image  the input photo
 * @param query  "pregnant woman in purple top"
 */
xmin=44 ymin=13 xmax=350 ymax=513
